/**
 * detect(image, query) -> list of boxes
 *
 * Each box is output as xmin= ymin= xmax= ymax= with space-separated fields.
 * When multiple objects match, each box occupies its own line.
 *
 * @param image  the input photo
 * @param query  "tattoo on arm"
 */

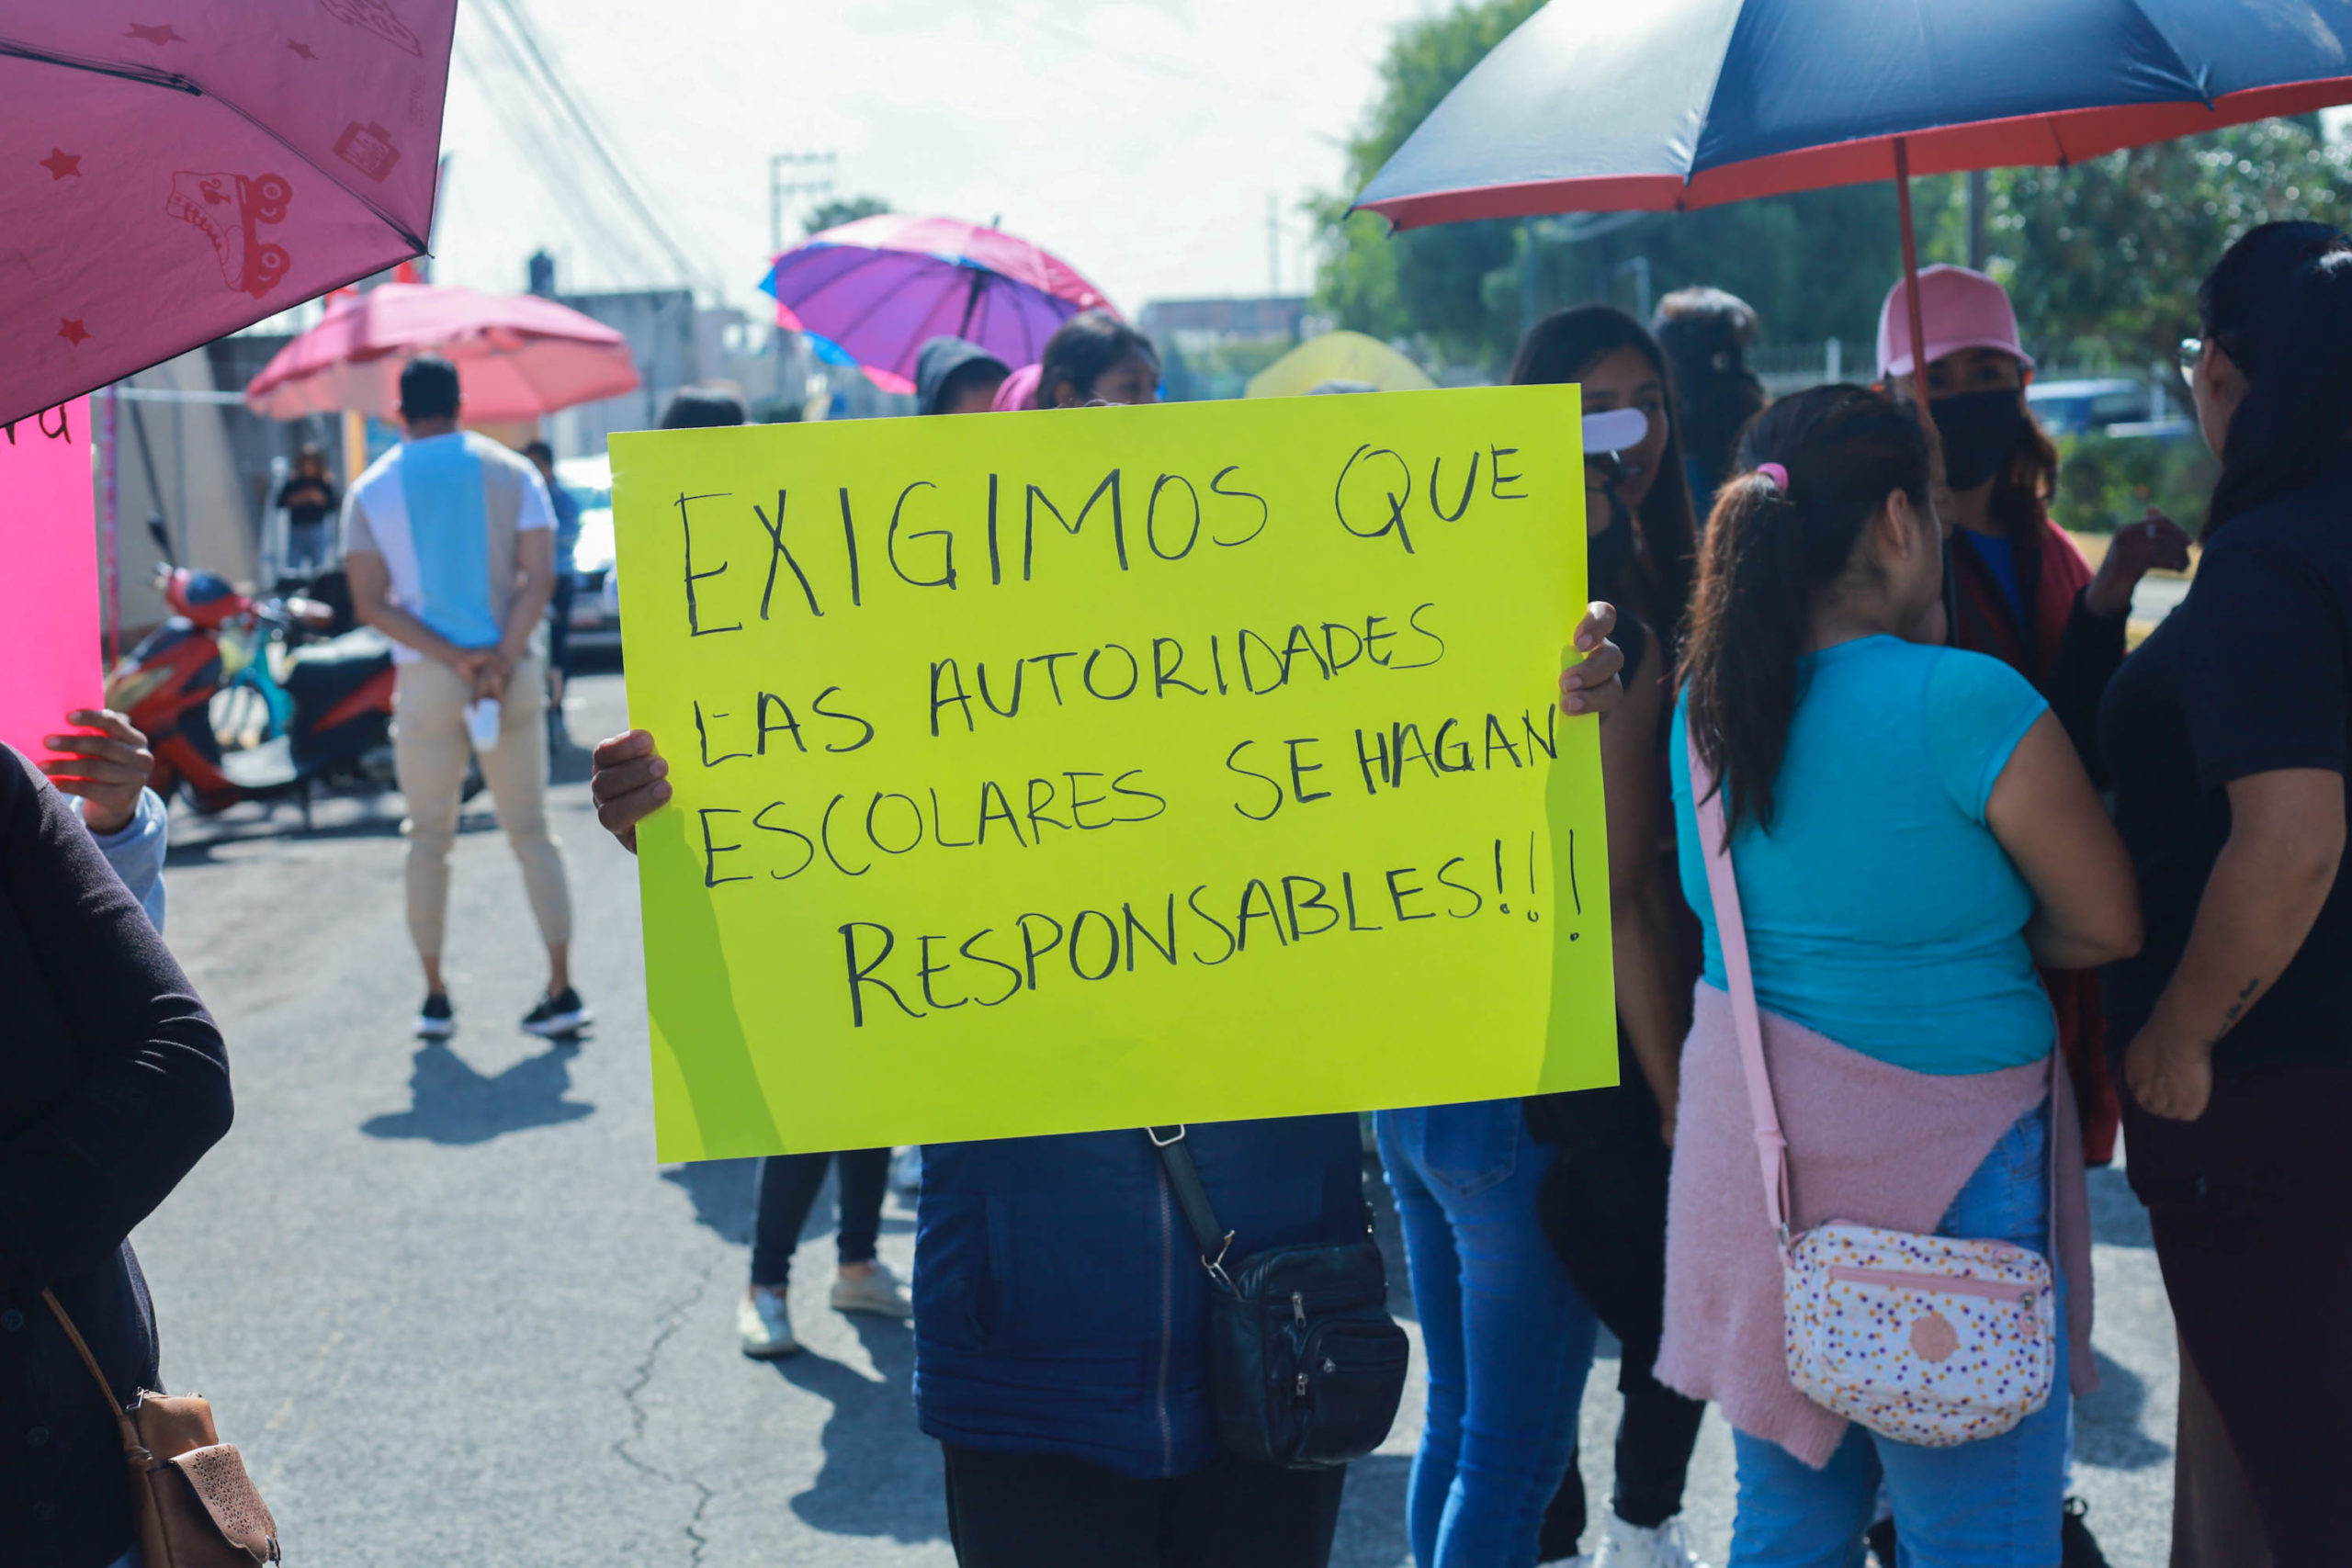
xmin=2208 ymin=976 xmax=2266 ymax=1049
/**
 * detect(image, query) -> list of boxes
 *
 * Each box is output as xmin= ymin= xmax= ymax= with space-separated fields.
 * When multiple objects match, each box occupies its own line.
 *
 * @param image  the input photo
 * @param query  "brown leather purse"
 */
xmin=40 ymin=1289 xmax=281 ymax=1566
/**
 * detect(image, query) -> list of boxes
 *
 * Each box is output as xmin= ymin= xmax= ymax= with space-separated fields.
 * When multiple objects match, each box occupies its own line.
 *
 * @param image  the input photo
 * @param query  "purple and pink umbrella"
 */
xmin=761 ymin=213 xmax=1114 ymax=394
xmin=243 ymin=281 xmax=641 ymax=422
xmin=1 ymin=3 xmax=458 ymax=427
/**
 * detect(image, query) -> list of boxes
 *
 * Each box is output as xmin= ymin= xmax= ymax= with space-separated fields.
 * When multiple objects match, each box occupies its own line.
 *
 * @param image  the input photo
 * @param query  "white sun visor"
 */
xmin=1583 ymin=406 xmax=1650 ymax=457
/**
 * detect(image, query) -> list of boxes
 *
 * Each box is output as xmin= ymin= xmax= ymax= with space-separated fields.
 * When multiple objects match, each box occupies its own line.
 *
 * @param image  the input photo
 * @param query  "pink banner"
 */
xmin=0 ymin=398 xmax=101 ymax=763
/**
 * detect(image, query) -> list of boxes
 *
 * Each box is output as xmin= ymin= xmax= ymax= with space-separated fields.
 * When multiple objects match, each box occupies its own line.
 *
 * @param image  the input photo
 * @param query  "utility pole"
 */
xmin=1966 ymin=170 xmax=1988 ymax=270
xmin=1624 ymin=255 xmax=1651 ymax=324
xmin=1268 ymin=192 xmax=1283 ymax=296
xmin=769 ymin=151 xmax=837 ymax=257
xmin=1520 ymin=219 xmax=1537 ymax=339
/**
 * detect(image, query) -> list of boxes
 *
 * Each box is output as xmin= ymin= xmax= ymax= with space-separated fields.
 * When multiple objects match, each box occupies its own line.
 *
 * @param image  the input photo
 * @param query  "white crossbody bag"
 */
xmin=1690 ymin=733 xmax=2057 ymax=1447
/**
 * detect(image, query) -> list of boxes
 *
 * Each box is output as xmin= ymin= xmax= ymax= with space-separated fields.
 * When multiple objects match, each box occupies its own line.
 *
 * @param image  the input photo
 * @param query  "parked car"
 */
xmin=555 ymin=452 xmax=620 ymax=649
xmin=2098 ymin=417 xmax=2199 ymax=445
xmin=2026 ymin=377 xmax=2153 ymax=436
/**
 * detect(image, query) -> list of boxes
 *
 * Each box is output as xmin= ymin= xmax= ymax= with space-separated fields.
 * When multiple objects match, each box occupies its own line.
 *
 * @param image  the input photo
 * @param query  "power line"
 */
xmin=463 ymin=5 xmax=663 ymax=284
xmin=454 ymin=23 xmax=663 ymax=288
xmin=481 ymin=0 xmax=719 ymax=295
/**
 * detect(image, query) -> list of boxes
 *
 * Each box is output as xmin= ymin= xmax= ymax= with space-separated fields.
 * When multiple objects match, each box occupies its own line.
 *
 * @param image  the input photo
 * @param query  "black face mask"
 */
xmin=1931 ymin=389 xmax=2026 ymax=491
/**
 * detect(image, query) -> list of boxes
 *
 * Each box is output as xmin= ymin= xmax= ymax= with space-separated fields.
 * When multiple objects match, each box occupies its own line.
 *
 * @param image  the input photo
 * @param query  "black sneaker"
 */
xmin=1865 ymin=1517 xmax=1898 ymax=1568
xmin=415 ymin=992 xmax=456 ymax=1040
xmin=2061 ymin=1498 xmax=2111 ymax=1568
xmin=522 ymin=986 xmax=592 ymax=1038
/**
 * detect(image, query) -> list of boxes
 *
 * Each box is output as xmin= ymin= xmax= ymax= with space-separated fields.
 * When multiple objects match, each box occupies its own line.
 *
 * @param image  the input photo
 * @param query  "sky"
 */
xmin=426 ymin=0 xmax=1442 ymax=321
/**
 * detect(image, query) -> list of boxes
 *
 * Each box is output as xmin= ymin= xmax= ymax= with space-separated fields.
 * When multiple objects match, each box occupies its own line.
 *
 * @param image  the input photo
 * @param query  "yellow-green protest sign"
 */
xmin=612 ymin=386 xmax=1614 ymax=1159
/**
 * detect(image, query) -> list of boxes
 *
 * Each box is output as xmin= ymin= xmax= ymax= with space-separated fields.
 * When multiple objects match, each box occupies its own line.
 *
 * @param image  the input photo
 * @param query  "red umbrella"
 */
xmin=0 ymin=4 xmax=458 ymax=426
xmin=243 ymin=282 xmax=643 ymax=422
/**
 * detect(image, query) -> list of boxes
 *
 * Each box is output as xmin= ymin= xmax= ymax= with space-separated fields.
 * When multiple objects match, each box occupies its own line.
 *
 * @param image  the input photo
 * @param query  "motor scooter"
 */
xmin=107 ymin=518 xmax=400 ymax=828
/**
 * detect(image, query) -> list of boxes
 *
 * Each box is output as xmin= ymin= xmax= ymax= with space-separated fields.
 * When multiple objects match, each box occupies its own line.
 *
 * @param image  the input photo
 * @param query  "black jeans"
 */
xmin=941 ymin=1442 xmax=1346 ymax=1568
xmin=748 ymin=1148 xmax=889 ymax=1287
xmin=1527 ymin=1039 xmax=1707 ymax=1555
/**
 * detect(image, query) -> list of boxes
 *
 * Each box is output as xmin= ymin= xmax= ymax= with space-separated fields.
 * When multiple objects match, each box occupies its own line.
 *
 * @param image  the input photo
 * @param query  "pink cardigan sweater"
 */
xmin=1656 ymin=983 xmax=2098 ymax=1468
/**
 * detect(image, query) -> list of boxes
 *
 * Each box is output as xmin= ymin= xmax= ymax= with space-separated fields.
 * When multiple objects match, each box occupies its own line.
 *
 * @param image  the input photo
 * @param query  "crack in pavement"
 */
xmin=616 ymin=1249 xmax=726 ymax=1565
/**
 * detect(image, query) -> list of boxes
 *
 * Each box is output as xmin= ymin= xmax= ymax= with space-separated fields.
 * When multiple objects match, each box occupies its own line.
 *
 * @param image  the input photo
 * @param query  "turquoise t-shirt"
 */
xmin=1670 ymin=636 xmax=2054 ymax=1074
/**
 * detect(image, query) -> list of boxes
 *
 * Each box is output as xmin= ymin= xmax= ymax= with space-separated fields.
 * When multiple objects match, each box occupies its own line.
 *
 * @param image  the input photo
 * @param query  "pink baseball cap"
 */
xmin=1875 ymin=264 xmax=2035 ymax=379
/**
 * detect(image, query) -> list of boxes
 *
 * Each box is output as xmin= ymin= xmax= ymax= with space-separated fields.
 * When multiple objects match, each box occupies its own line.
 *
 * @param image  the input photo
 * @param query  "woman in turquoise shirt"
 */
xmin=1669 ymin=384 xmax=2141 ymax=1565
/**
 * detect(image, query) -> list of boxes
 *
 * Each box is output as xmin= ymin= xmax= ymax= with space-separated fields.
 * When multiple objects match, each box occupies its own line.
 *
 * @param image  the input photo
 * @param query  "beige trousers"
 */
xmin=393 ymin=655 xmax=572 ymax=960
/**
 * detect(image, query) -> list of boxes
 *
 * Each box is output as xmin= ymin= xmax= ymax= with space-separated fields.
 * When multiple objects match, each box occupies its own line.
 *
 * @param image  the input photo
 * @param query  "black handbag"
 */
xmin=1146 ymin=1125 xmax=1410 ymax=1469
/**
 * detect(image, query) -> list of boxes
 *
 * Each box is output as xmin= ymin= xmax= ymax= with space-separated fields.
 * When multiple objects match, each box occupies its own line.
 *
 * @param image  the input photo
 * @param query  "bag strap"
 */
xmin=40 ymin=1289 xmax=153 ymax=1462
xmin=1687 ymin=730 xmax=1796 ymax=1258
xmin=1693 ymin=732 xmax=2069 ymax=1270
xmin=1146 ymin=1126 xmax=1237 ymax=1289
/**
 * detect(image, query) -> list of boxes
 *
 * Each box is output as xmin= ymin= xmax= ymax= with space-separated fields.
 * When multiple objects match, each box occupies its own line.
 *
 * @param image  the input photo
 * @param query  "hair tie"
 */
xmin=1755 ymin=462 xmax=1789 ymax=492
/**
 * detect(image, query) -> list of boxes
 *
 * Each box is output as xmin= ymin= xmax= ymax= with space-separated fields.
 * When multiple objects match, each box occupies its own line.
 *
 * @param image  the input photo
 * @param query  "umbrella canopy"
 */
xmin=1355 ymin=0 xmax=2352 ymax=229
xmin=1 ymin=4 xmax=458 ymax=425
xmin=243 ymin=282 xmax=641 ymax=422
xmin=1247 ymin=332 xmax=1438 ymax=398
xmin=761 ymin=213 xmax=1114 ymax=394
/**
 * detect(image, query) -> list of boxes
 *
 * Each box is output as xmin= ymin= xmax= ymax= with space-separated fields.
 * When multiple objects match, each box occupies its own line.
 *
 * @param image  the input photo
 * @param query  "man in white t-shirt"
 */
xmin=343 ymin=355 xmax=586 ymax=1041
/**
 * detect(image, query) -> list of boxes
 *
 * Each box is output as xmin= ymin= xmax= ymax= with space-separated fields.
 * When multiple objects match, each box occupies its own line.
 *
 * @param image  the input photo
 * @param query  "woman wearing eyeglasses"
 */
xmin=2099 ymin=221 xmax=2352 ymax=1562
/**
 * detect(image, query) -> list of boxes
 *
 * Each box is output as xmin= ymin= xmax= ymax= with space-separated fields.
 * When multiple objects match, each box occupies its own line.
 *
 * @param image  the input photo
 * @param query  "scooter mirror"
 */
xmin=145 ymin=514 xmax=175 ymax=566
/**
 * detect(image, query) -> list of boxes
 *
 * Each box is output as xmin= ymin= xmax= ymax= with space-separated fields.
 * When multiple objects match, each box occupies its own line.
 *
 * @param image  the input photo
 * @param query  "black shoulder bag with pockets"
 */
xmin=1147 ymin=1125 xmax=1409 ymax=1469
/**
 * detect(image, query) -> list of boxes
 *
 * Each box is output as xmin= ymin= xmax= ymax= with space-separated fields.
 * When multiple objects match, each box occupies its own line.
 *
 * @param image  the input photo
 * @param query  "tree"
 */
xmin=1313 ymin=0 xmax=1910 ymax=374
xmin=1980 ymin=118 xmax=2352 ymax=370
xmin=804 ymin=195 xmax=892 ymax=237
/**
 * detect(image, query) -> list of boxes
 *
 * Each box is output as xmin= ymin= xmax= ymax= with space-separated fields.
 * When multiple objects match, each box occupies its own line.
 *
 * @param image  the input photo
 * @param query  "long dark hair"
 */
xmin=1652 ymin=288 xmax=1767 ymax=503
xmin=1684 ymin=384 xmax=1930 ymax=838
xmin=1510 ymin=306 xmax=1699 ymax=633
xmin=2200 ymin=220 xmax=2352 ymax=537
xmin=1039 ymin=311 xmax=1159 ymax=406
xmin=1985 ymin=399 xmax=2062 ymax=537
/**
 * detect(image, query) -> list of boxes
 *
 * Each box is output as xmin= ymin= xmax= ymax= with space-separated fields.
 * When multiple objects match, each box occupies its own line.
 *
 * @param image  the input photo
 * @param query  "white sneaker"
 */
xmin=830 ymin=1262 xmax=912 ymax=1318
xmin=737 ymin=1286 xmax=797 ymax=1358
xmin=1593 ymin=1515 xmax=1710 ymax=1568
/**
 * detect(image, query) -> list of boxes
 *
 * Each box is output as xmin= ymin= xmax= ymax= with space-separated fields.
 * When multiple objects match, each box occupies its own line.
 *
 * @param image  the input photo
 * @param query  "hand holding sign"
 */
xmin=40 ymin=708 xmax=155 ymax=832
xmin=612 ymin=386 xmax=1618 ymax=1157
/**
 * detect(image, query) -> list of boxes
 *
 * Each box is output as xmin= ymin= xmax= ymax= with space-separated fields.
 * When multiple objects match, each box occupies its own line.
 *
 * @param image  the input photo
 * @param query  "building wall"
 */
xmin=107 ymin=351 xmax=261 ymax=632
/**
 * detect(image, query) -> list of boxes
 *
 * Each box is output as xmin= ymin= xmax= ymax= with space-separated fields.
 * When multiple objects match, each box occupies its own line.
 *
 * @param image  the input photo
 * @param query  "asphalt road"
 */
xmin=132 ymin=666 xmax=2184 ymax=1567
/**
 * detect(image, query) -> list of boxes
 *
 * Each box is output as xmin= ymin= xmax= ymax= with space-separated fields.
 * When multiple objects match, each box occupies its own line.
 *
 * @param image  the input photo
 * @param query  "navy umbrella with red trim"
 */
xmin=1352 ymin=0 xmax=2352 ymax=367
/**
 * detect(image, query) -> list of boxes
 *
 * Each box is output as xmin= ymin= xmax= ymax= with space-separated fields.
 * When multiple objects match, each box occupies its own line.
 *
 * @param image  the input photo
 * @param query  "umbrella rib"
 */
xmin=1671 ymin=1 xmax=1749 ymax=198
xmin=2117 ymin=1 xmax=2217 ymax=107
xmin=0 ymin=39 xmax=202 ymax=93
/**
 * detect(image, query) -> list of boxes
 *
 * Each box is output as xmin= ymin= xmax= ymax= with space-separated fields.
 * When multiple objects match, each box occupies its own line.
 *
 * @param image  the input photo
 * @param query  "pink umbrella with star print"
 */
xmin=0 ymin=3 xmax=457 ymax=427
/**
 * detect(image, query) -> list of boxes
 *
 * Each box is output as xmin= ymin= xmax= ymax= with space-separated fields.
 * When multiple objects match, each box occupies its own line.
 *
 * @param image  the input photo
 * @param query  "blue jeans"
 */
xmin=1729 ymin=1103 xmax=2070 ymax=1568
xmin=1378 ymin=1100 xmax=1600 ymax=1568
